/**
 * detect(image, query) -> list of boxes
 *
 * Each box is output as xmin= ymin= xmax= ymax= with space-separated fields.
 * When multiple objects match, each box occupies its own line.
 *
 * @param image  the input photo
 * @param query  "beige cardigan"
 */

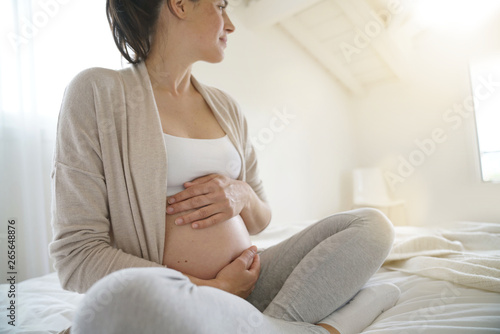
xmin=49 ymin=62 xmax=266 ymax=293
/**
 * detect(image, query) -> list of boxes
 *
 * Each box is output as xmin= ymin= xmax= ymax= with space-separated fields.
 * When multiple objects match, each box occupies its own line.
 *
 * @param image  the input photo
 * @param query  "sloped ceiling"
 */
xmin=234 ymin=0 xmax=415 ymax=95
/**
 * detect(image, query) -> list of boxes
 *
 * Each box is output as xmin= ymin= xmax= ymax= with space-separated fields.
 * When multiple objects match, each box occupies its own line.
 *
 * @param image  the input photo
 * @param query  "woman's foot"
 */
xmin=317 ymin=283 xmax=400 ymax=334
xmin=317 ymin=323 xmax=341 ymax=334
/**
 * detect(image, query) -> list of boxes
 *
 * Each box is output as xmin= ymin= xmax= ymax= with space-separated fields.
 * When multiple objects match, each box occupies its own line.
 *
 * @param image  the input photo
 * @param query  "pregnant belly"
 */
xmin=163 ymin=205 xmax=252 ymax=280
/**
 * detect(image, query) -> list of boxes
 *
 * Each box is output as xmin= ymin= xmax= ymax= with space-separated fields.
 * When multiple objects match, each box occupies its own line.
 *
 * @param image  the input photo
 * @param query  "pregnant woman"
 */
xmin=49 ymin=1 xmax=400 ymax=333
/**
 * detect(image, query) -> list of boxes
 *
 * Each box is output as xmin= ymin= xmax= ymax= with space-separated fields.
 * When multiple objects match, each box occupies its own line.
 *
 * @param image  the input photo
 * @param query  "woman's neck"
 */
xmin=145 ymin=43 xmax=195 ymax=97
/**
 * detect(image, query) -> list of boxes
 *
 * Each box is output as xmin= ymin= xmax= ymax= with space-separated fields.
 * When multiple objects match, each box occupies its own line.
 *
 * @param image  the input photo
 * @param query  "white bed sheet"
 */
xmin=1 ymin=222 xmax=499 ymax=334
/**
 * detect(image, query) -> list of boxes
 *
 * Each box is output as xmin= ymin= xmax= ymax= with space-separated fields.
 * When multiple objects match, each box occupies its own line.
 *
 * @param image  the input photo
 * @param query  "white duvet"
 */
xmin=1 ymin=221 xmax=499 ymax=334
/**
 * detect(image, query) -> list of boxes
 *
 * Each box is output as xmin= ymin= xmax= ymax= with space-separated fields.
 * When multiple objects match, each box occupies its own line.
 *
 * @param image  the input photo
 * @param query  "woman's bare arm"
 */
xmin=238 ymin=181 xmax=272 ymax=235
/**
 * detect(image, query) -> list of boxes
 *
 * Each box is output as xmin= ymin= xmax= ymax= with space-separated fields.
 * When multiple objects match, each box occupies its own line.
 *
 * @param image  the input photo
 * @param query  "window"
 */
xmin=0 ymin=0 xmax=122 ymax=281
xmin=470 ymin=58 xmax=500 ymax=182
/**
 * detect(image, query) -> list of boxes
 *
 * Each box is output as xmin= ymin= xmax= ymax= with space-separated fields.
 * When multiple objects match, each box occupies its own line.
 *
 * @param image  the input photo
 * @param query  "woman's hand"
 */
xmin=214 ymin=245 xmax=261 ymax=299
xmin=165 ymin=174 xmax=251 ymax=229
xmin=182 ymin=246 xmax=260 ymax=299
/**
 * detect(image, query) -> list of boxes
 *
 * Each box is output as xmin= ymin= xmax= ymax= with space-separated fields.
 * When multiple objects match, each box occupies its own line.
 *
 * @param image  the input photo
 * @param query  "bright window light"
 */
xmin=32 ymin=1 xmax=122 ymax=117
xmin=470 ymin=58 xmax=500 ymax=183
xmin=0 ymin=1 xmax=122 ymax=118
xmin=412 ymin=0 xmax=500 ymax=32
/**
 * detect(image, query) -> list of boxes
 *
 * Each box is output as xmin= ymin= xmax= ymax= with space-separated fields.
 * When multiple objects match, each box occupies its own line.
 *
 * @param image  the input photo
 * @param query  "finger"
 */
xmin=176 ymin=203 xmax=222 ymax=226
xmin=180 ymin=203 xmax=232 ymax=227
xmin=184 ymin=174 xmax=218 ymax=187
xmin=248 ymin=253 xmax=260 ymax=275
xmin=239 ymin=246 xmax=257 ymax=270
xmin=191 ymin=213 xmax=226 ymax=229
xmin=167 ymin=183 xmax=210 ymax=205
xmin=166 ymin=194 xmax=212 ymax=215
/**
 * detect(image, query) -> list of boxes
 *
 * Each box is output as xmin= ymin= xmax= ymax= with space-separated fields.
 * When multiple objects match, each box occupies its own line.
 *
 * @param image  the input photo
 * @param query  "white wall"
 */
xmin=351 ymin=17 xmax=500 ymax=226
xmin=193 ymin=15 xmax=356 ymax=226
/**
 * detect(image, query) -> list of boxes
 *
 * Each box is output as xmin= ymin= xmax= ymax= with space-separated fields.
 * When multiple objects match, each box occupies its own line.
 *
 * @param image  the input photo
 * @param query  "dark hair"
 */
xmin=106 ymin=0 xmax=165 ymax=64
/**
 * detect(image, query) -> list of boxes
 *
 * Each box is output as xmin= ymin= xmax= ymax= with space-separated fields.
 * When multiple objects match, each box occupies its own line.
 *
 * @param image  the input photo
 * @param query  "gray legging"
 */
xmin=72 ymin=208 xmax=394 ymax=334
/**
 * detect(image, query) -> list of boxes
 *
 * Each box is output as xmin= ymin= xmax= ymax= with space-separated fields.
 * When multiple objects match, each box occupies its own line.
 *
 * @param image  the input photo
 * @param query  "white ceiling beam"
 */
xmin=334 ymin=0 xmax=409 ymax=80
xmin=279 ymin=16 xmax=365 ymax=95
xmin=233 ymin=0 xmax=324 ymax=29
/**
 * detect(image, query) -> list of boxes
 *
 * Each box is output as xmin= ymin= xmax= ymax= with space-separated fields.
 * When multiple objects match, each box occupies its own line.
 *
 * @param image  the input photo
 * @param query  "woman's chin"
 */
xmin=200 ymin=50 xmax=226 ymax=64
xmin=204 ymin=57 xmax=225 ymax=64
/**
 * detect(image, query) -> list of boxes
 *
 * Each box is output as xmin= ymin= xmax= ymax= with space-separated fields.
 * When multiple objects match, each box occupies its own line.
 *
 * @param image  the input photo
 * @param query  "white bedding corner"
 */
xmin=0 ymin=272 xmax=83 ymax=334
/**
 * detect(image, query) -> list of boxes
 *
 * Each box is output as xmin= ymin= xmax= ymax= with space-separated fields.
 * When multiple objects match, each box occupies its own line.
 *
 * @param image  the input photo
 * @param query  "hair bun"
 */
xmin=106 ymin=0 xmax=164 ymax=64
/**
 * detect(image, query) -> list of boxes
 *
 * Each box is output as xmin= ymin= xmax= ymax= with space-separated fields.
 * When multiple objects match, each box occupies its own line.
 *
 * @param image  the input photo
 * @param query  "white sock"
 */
xmin=318 ymin=283 xmax=400 ymax=334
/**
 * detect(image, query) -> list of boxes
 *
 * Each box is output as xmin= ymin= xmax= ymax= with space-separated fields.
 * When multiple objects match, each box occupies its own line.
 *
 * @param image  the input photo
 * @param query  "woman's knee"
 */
xmin=352 ymin=207 xmax=395 ymax=251
xmin=84 ymin=267 xmax=187 ymax=303
xmin=73 ymin=267 xmax=189 ymax=333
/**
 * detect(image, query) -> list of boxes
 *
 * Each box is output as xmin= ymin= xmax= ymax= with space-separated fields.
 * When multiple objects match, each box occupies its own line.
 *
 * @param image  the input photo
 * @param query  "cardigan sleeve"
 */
xmin=220 ymin=91 xmax=268 ymax=204
xmin=49 ymin=69 xmax=164 ymax=294
xmin=241 ymin=114 xmax=268 ymax=204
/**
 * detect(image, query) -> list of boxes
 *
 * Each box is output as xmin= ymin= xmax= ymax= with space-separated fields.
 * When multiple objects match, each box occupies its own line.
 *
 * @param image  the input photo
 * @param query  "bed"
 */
xmin=1 ymin=220 xmax=499 ymax=334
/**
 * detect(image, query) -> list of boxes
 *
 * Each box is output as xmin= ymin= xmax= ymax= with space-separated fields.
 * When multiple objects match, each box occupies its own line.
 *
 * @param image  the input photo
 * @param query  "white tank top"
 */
xmin=163 ymin=133 xmax=242 ymax=196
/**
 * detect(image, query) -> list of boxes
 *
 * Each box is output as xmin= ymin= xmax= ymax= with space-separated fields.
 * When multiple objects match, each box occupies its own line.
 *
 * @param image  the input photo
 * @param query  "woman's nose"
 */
xmin=224 ymin=12 xmax=235 ymax=34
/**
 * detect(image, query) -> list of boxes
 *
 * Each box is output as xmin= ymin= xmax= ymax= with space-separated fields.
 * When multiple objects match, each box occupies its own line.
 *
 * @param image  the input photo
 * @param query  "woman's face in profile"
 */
xmin=182 ymin=0 xmax=235 ymax=63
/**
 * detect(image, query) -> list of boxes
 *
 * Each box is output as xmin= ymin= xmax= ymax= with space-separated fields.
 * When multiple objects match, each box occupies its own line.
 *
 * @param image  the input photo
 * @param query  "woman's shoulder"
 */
xmin=193 ymin=78 xmax=243 ymax=118
xmin=205 ymin=85 xmax=236 ymax=103
xmin=66 ymin=66 xmax=124 ymax=91
xmin=60 ymin=67 xmax=129 ymax=122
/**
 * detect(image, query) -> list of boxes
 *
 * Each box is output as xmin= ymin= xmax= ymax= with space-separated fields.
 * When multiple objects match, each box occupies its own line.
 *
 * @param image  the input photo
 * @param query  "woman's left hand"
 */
xmin=165 ymin=174 xmax=250 ymax=229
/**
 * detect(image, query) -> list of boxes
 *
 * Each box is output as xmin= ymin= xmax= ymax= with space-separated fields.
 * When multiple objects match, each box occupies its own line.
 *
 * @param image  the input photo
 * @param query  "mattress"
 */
xmin=1 ymin=221 xmax=499 ymax=334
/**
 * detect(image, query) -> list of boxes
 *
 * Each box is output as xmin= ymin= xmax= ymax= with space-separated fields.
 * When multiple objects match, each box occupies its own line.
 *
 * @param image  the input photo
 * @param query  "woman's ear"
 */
xmin=169 ymin=0 xmax=190 ymax=19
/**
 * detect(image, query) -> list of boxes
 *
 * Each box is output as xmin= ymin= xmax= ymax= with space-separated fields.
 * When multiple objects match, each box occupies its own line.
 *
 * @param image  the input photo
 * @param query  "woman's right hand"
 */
xmin=214 ymin=245 xmax=261 ymax=299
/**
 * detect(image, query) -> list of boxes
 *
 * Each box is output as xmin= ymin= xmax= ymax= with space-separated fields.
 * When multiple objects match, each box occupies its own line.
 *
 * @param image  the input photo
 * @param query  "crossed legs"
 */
xmin=72 ymin=208 xmax=396 ymax=334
